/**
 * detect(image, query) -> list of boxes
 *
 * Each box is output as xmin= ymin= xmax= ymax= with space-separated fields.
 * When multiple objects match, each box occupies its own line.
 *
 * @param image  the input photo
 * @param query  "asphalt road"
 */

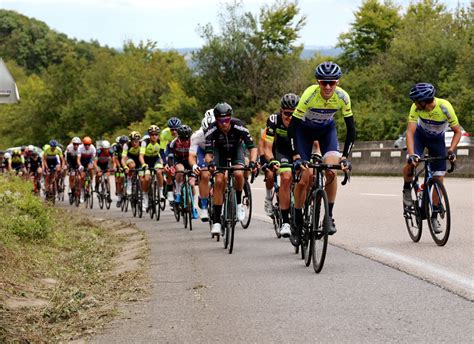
xmin=83 ymin=176 xmax=473 ymax=343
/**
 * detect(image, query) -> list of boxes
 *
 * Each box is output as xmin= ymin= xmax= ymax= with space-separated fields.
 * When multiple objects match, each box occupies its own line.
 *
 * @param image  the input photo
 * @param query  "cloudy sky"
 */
xmin=0 ymin=0 xmax=466 ymax=49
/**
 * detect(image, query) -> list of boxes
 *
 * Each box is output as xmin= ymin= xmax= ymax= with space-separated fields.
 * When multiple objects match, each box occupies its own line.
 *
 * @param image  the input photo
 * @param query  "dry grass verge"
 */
xmin=0 ymin=176 xmax=150 ymax=342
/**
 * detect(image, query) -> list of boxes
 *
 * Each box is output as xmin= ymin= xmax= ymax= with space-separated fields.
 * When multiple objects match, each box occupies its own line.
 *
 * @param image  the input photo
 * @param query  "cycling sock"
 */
xmin=403 ymin=182 xmax=411 ymax=189
xmin=295 ymin=208 xmax=303 ymax=227
xmin=213 ymin=204 xmax=222 ymax=223
xmin=281 ymin=208 xmax=290 ymax=223
xmin=201 ymin=197 xmax=208 ymax=209
xmin=236 ymin=190 xmax=242 ymax=204
xmin=159 ymin=187 xmax=164 ymax=197
xmin=266 ymin=188 xmax=272 ymax=199
xmin=328 ymin=203 xmax=334 ymax=217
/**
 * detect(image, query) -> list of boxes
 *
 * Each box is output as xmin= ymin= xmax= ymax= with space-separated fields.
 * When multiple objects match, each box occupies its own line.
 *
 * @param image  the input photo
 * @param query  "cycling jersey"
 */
xmin=78 ymin=144 xmax=96 ymax=166
xmin=65 ymin=144 xmax=80 ymax=168
xmin=43 ymin=146 xmax=62 ymax=167
xmin=96 ymin=148 xmax=113 ymax=165
xmin=122 ymin=143 xmax=141 ymax=166
xmin=265 ymin=113 xmax=292 ymax=158
xmin=167 ymin=138 xmax=190 ymax=164
xmin=140 ymin=140 xmax=161 ymax=157
xmin=160 ymin=127 xmax=175 ymax=154
xmin=190 ymin=128 xmax=207 ymax=168
xmin=293 ymin=85 xmax=352 ymax=129
xmin=27 ymin=156 xmax=42 ymax=173
xmin=409 ymin=97 xmax=459 ymax=137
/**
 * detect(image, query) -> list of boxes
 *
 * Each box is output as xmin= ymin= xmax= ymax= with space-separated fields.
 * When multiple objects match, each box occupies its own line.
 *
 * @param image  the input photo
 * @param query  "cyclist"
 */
xmin=94 ymin=140 xmax=114 ymax=202
xmin=26 ymin=150 xmax=43 ymax=194
xmin=65 ymin=137 xmax=82 ymax=196
xmin=205 ymin=102 xmax=258 ymax=235
xmin=263 ymin=93 xmax=300 ymax=238
xmin=402 ymin=83 xmax=460 ymax=233
xmin=42 ymin=140 xmax=65 ymax=195
xmin=0 ymin=151 xmax=7 ymax=173
xmin=8 ymin=149 xmax=27 ymax=176
xmin=122 ymin=131 xmax=142 ymax=196
xmin=288 ymin=61 xmax=355 ymax=244
xmin=164 ymin=124 xmax=199 ymax=219
xmin=113 ymin=135 xmax=129 ymax=207
xmin=161 ymin=117 xmax=182 ymax=202
xmin=77 ymin=136 xmax=97 ymax=199
xmin=189 ymin=110 xmax=215 ymax=221
xmin=140 ymin=125 xmax=165 ymax=211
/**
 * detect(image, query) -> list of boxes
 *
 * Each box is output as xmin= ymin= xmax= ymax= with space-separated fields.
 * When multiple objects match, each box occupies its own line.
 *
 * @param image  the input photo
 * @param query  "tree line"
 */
xmin=0 ymin=0 xmax=472 ymax=148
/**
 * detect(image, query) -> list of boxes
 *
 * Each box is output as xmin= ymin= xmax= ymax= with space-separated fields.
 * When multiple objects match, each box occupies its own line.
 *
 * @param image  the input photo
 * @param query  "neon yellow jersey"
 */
xmin=43 ymin=146 xmax=63 ymax=159
xmin=122 ymin=144 xmax=140 ymax=158
xmin=294 ymin=85 xmax=352 ymax=129
xmin=159 ymin=127 xmax=174 ymax=151
xmin=140 ymin=140 xmax=160 ymax=157
xmin=408 ymin=97 xmax=459 ymax=136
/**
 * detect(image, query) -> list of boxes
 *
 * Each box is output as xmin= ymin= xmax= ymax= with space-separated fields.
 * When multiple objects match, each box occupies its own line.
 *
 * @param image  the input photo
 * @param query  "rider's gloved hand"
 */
xmin=447 ymin=150 xmax=456 ymax=162
xmin=407 ymin=154 xmax=420 ymax=165
xmin=141 ymin=163 xmax=148 ymax=170
xmin=294 ymin=158 xmax=307 ymax=171
xmin=192 ymin=164 xmax=201 ymax=174
xmin=78 ymin=165 xmax=84 ymax=172
xmin=268 ymin=160 xmax=280 ymax=171
xmin=340 ymin=158 xmax=352 ymax=171
xmin=249 ymin=161 xmax=257 ymax=173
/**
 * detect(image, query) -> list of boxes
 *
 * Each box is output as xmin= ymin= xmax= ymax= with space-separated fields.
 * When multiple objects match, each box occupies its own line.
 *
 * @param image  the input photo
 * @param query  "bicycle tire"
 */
xmin=154 ymin=180 xmax=161 ymax=221
xmin=228 ymin=189 xmax=236 ymax=254
xmin=223 ymin=192 xmax=229 ymax=250
xmin=173 ymin=201 xmax=180 ymax=222
xmin=149 ymin=183 xmax=155 ymax=219
xmin=183 ymin=190 xmax=188 ymax=229
xmin=311 ymin=190 xmax=329 ymax=273
xmin=186 ymin=184 xmax=193 ymax=231
xmin=240 ymin=180 xmax=252 ymax=229
xmin=303 ymin=192 xmax=313 ymax=267
xmin=137 ymin=179 xmax=143 ymax=218
xmin=425 ymin=179 xmax=450 ymax=246
xmin=105 ymin=178 xmax=111 ymax=210
xmin=98 ymin=179 xmax=105 ymax=209
xmin=272 ymin=200 xmax=282 ymax=239
xmin=404 ymin=186 xmax=422 ymax=242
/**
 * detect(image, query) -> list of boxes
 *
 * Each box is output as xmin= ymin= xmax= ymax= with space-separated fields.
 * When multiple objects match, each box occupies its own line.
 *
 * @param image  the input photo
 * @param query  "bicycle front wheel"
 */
xmin=404 ymin=186 xmax=422 ymax=242
xmin=186 ymin=184 xmax=193 ymax=231
xmin=311 ymin=190 xmax=329 ymax=273
xmin=98 ymin=180 xmax=105 ymax=209
xmin=227 ymin=189 xmax=236 ymax=254
xmin=240 ymin=180 xmax=252 ymax=229
xmin=425 ymin=179 xmax=450 ymax=246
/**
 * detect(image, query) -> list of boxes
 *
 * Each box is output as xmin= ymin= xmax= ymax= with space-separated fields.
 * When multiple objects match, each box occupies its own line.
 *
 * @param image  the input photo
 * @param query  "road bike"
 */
xmin=96 ymin=169 xmax=113 ymax=210
xmin=83 ymin=169 xmax=94 ymax=209
xmin=174 ymin=170 xmax=196 ymax=231
xmin=403 ymin=155 xmax=454 ymax=246
xmin=293 ymin=154 xmax=350 ymax=273
xmin=147 ymin=168 xmax=165 ymax=221
xmin=129 ymin=168 xmax=144 ymax=218
xmin=239 ymin=178 xmax=253 ymax=229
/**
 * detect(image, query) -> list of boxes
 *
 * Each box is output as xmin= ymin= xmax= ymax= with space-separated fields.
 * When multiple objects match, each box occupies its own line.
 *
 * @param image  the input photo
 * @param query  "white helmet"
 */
xmin=28 ymin=144 xmax=35 ymax=151
xmin=4 ymin=152 xmax=11 ymax=159
xmin=72 ymin=137 xmax=81 ymax=144
xmin=102 ymin=140 xmax=111 ymax=149
xmin=142 ymin=134 xmax=150 ymax=141
xmin=201 ymin=113 xmax=215 ymax=130
xmin=204 ymin=108 xmax=214 ymax=118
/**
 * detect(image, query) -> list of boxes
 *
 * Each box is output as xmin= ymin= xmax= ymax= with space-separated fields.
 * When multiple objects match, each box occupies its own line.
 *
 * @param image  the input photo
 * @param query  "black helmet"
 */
xmin=119 ymin=135 xmax=129 ymax=144
xmin=280 ymin=93 xmax=300 ymax=110
xmin=177 ymin=125 xmax=192 ymax=140
xmin=213 ymin=102 xmax=233 ymax=118
xmin=315 ymin=61 xmax=342 ymax=81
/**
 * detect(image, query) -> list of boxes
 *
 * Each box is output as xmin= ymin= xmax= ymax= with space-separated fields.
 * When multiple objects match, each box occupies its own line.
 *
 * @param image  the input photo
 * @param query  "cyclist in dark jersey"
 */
xmin=205 ymin=102 xmax=258 ymax=235
xmin=112 ymin=135 xmax=129 ymax=207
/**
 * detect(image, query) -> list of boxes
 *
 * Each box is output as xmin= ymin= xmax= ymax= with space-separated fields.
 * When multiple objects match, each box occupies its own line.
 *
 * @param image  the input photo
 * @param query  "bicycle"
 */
xmin=239 ymin=177 xmax=253 ymax=229
xmin=56 ymin=171 xmax=65 ymax=202
xmin=294 ymin=154 xmax=350 ymax=273
xmin=214 ymin=161 xmax=255 ymax=254
xmin=96 ymin=169 xmax=113 ymax=210
xmin=174 ymin=170 xmax=196 ymax=231
xmin=44 ymin=168 xmax=58 ymax=204
xmin=129 ymin=168 xmax=144 ymax=218
xmin=69 ymin=169 xmax=82 ymax=207
xmin=207 ymin=175 xmax=220 ymax=241
xmin=403 ymin=155 xmax=454 ymax=246
xmin=83 ymin=169 xmax=94 ymax=209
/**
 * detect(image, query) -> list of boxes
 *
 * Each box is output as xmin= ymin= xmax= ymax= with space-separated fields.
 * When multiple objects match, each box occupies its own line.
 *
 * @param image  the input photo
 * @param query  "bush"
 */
xmin=0 ymin=175 xmax=53 ymax=240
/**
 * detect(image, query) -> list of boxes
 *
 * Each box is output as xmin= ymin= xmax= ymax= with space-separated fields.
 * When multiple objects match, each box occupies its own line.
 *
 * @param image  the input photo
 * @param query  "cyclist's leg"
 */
xmin=174 ymin=163 xmax=184 ymax=202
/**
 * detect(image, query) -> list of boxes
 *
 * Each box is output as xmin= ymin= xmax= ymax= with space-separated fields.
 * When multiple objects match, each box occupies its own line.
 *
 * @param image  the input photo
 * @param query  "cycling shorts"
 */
xmin=97 ymin=161 xmax=110 ymax=172
xmin=212 ymin=144 xmax=245 ymax=167
xmin=174 ymin=158 xmax=191 ymax=171
xmin=294 ymin=121 xmax=340 ymax=161
xmin=144 ymin=156 xmax=163 ymax=170
xmin=414 ymin=129 xmax=447 ymax=174
xmin=274 ymin=149 xmax=293 ymax=173
xmin=197 ymin=147 xmax=207 ymax=168
xmin=80 ymin=157 xmax=93 ymax=168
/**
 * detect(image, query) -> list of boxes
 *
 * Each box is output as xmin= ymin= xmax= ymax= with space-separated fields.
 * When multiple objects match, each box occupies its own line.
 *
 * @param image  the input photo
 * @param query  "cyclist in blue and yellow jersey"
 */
xmin=26 ymin=150 xmax=43 ymax=194
xmin=8 ymin=148 xmax=27 ymax=176
xmin=288 ymin=61 xmax=355 ymax=244
xmin=402 ymin=83 xmax=461 ymax=233
xmin=42 ymin=140 xmax=65 ymax=195
xmin=263 ymin=93 xmax=300 ymax=238
xmin=122 ymin=131 xmax=142 ymax=196
xmin=140 ymin=125 xmax=165 ymax=211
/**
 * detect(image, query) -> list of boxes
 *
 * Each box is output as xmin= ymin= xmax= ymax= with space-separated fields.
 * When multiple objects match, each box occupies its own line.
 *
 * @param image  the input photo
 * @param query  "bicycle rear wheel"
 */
xmin=272 ymin=199 xmax=282 ymax=238
xmin=227 ymin=189 xmax=236 ymax=254
xmin=240 ymin=180 xmax=252 ymax=229
xmin=404 ymin=186 xmax=423 ymax=242
xmin=105 ymin=179 xmax=112 ymax=210
xmin=154 ymin=180 xmax=161 ymax=221
xmin=149 ymin=183 xmax=156 ymax=219
xmin=186 ymin=184 xmax=193 ymax=231
xmin=137 ymin=180 xmax=143 ymax=218
xmin=425 ymin=179 xmax=450 ymax=246
xmin=98 ymin=180 xmax=105 ymax=209
xmin=311 ymin=190 xmax=329 ymax=273
xmin=303 ymin=193 xmax=313 ymax=267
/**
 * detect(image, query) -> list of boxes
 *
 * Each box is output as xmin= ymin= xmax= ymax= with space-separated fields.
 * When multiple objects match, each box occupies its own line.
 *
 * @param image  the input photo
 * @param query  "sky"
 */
xmin=0 ymin=0 xmax=466 ymax=49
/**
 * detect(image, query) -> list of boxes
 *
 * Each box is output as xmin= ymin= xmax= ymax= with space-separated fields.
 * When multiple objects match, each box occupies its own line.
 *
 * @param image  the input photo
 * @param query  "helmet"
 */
xmin=167 ymin=117 xmax=182 ymax=129
xmin=102 ymin=140 xmax=110 ymax=149
xmin=28 ymin=144 xmax=34 ymax=151
xmin=213 ymin=102 xmax=233 ymax=117
xmin=119 ymin=135 xmax=129 ymax=144
xmin=31 ymin=150 xmax=39 ymax=157
xmin=204 ymin=108 xmax=214 ymax=118
xmin=72 ymin=137 xmax=81 ymax=144
xmin=409 ymin=83 xmax=436 ymax=102
xmin=142 ymin=133 xmax=150 ymax=141
xmin=49 ymin=139 xmax=58 ymax=147
xmin=21 ymin=146 xmax=26 ymax=152
xmin=129 ymin=131 xmax=141 ymax=141
xmin=82 ymin=136 xmax=92 ymax=145
xmin=280 ymin=93 xmax=300 ymax=110
xmin=315 ymin=61 xmax=342 ymax=80
xmin=0 ymin=150 xmax=4 ymax=155
xmin=13 ymin=149 xmax=21 ymax=155
xmin=115 ymin=136 xmax=121 ymax=144
xmin=201 ymin=114 xmax=215 ymax=130
xmin=148 ymin=124 xmax=160 ymax=134
xmin=4 ymin=152 xmax=11 ymax=159
xmin=177 ymin=125 xmax=192 ymax=140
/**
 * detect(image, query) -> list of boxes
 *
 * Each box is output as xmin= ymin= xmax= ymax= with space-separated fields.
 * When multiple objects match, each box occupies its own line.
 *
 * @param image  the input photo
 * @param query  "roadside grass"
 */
xmin=0 ymin=175 xmax=149 ymax=342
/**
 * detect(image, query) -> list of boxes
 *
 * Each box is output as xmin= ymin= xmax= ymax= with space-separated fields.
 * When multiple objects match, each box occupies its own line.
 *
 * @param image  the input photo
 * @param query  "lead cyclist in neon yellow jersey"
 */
xmin=402 ymin=83 xmax=461 ymax=233
xmin=160 ymin=117 xmax=181 ymax=202
xmin=288 ymin=61 xmax=355 ymax=243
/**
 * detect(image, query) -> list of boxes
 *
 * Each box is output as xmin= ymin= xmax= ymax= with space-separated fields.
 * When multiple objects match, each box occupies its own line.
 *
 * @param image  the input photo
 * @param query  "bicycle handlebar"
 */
xmin=213 ymin=165 xmax=258 ymax=183
xmin=304 ymin=162 xmax=351 ymax=185
xmin=416 ymin=155 xmax=456 ymax=174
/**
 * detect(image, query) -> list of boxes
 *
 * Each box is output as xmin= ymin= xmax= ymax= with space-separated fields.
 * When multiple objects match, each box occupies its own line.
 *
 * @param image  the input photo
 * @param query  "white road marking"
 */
xmin=360 ymin=193 xmax=398 ymax=197
xmin=366 ymin=247 xmax=474 ymax=292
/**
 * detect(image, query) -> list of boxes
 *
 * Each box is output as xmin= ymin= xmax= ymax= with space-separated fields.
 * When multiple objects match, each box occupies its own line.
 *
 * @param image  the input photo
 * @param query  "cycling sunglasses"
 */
xmin=318 ymin=80 xmax=337 ymax=87
xmin=217 ymin=117 xmax=231 ymax=124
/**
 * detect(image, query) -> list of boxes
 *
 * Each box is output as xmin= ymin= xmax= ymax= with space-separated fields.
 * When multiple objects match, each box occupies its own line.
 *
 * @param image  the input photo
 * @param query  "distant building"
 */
xmin=0 ymin=58 xmax=20 ymax=104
